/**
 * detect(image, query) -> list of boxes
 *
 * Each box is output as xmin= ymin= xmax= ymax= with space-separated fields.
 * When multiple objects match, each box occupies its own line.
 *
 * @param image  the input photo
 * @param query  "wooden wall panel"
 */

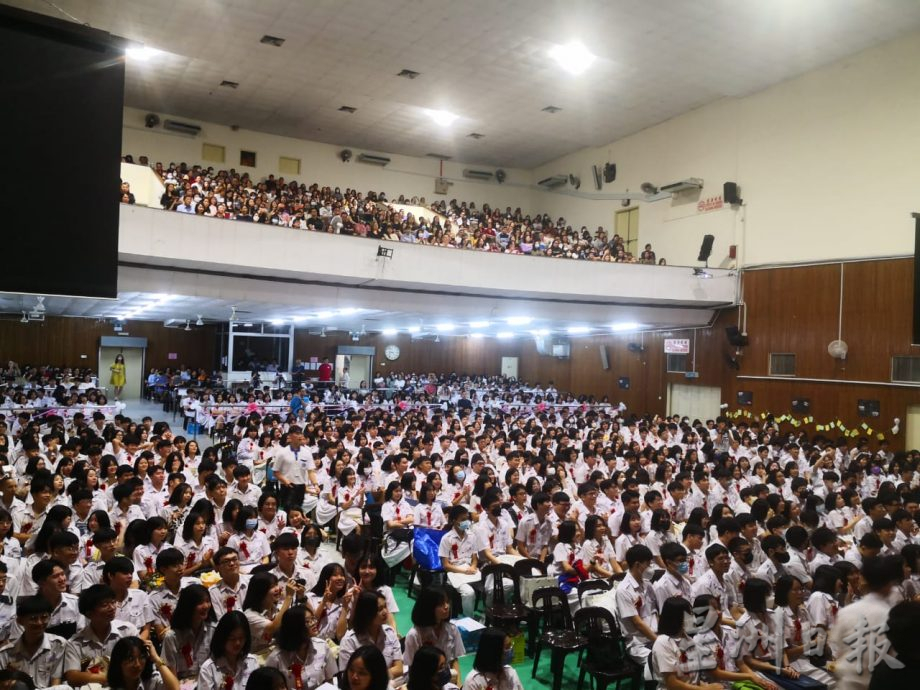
xmin=0 ymin=317 xmax=217 ymax=372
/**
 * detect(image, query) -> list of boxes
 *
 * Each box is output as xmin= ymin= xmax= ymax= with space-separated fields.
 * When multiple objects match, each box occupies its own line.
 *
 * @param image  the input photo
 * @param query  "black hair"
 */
xmin=406 ymin=645 xmax=446 ymax=690
xmin=181 ymin=510 xmax=209 ymax=543
xmin=557 ymin=520 xmax=577 ymax=545
xmin=411 ymin=586 xmax=450 ymax=627
xmin=276 ymin=605 xmax=311 ymax=651
xmin=742 ymin=577 xmax=771 ymax=614
xmin=156 ymin=547 xmax=185 ymax=571
xmin=310 ymin=562 xmax=346 ymax=598
xmin=886 ymin=601 xmax=920 ymax=662
xmin=774 ymin=574 xmax=802 ymax=608
xmin=342 ymin=644 xmax=389 ymax=690
xmin=78 ymin=584 xmax=117 ymax=615
xmin=658 ymin=596 xmax=692 ymax=636
xmin=210 ymin=610 xmax=252 ymax=659
xmin=704 ymin=543 xmax=728 ymax=563
xmin=472 ymin=627 xmax=508 ymax=675
xmin=660 ymin=542 xmax=687 ymax=563
xmin=625 ymin=544 xmax=653 ymax=568
xmin=351 ymin=590 xmax=386 ymax=636
xmin=811 ymin=564 xmax=841 ymax=595
xmin=171 ymin=583 xmax=215 ymax=631
xmin=107 ymin=637 xmax=153 ymax=688
xmin=245 ymin=667 xmax=288 ymax=690
xmin=102 ymin=556 xmax=135 ymax=580
xmin=862 ymin=555 xmax=904 ymax=592
xmin=242 ymin=571 xmax=279 ymax=612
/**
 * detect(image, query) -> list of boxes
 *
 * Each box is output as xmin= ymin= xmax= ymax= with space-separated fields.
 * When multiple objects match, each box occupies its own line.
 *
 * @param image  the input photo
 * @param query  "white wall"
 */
xmin=122 ymin=107 xmax=540 ymax=215
xmin=531 ymin=29 xmax=920 ymax=267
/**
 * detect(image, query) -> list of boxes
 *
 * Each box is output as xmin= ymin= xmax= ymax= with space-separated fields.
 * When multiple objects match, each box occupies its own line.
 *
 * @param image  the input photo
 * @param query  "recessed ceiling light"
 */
xmin=469 ymin=321 xmax=490 ymax=328
xmin=470 ymin=332 xmax=486 ymax=339
xmin=542 ymin=105 xmax=562 ymax=114
xmin=270 ymin=319 xmax=285 ymax=326
xmin=496 ymin=331 xmax=514 ymax=339
xmin=338 ymin=307 xmax=359 ymax=315
xmin=611 ymin=321 xmax=641 ymax=332
xmin=568 ymin=326 xmax=591 ymax=334
xmin=530 ymin=328 xmax=550 ymax=336
xmin=125 ymin=45 xmax=162 ymax=62
xmin=381 ymin=328 xmax=398 ymax=335
xmin=316 ymin=311 xmax=334 ymax=319
xmin=397 ymin=69 xmax=421 ymax=79
xmin=260 ymin=35 xmax=285 ymax=47
xmin=338 ymin=106 xmax=357 ymax=113
xmin=426 ymin=109 xmax=458 ymax=127
xmin=549 ymin=41 xmax=596 ymax=75
xmin=219 ymin=80 xmax=239 ymax=89
xmin=435 ymin=323 xmax=455 ymax=332
xmin=291 ymin=316 xmax=309 ymax=323
xmin=407 ymin=325 xmax=421 ymax=334
xmin=506 ymin=316 xmax=532 ymax=326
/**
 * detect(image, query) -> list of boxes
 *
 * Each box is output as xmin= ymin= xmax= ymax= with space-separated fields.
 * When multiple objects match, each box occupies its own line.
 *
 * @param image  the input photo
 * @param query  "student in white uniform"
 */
xmin=650 ymin=596 xmax=722 ymax=690
xmin=438 ymin=505 xmax=479 ymax=618
xmin=614 ymin=544 xmax=658 ymax=666
xmin=461 ymin=627 xmax=524 ymax=690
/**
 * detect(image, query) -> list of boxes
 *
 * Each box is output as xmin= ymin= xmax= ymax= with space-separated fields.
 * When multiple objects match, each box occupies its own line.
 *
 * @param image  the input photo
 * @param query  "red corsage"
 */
xmin=239 ymin=541 xmax=250 ymax=558
xmin=426 ymin=509 xmax=432 ymax=526
xmin=181 ymin=643 xmax=193 ymax=666
xmin=451 ymin=543 xmax=459 ymax=559
xmin=223 ymin=675 xmax=234 ymax=690
xmin=290 ymin=663 xmax=304 ymax=690
xmin=225 ymin=595 xmax=236 ymax=612
xmin=21 ymin=522 xmax=32 ymax=534
xmin=679 ymin=650 xmax=688 ymax=663
xmin=635 ymin=596 xmax=643 ymax=610
xmin=85 ymin=538 xmax=94 ymax=559
xmin=793 ymin=617 xmax=802 ymax=644
xmin=529 ymin=527 xmax=537 ymax=543
xmin=186 ymin=551 xmax=196 ymax=567
xmin=159 ymin=603 xmax=173 ymax=620
xmin=739 ymin=578 xmax=746 ymax=592
xmin=144 ymin=556 xmax=154 ymax=573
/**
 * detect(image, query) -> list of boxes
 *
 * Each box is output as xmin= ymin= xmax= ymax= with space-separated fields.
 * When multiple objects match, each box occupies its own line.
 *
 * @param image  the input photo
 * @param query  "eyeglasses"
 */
xmin=219 ymin=557 xmax=240 ymax=566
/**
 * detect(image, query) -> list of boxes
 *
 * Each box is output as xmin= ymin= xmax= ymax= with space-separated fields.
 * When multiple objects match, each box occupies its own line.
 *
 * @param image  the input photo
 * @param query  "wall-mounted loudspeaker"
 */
xmin=791 ymin=398 xmax=810 ymax=413
xmin=724 ymin=181 xmax=742 ymax=205
xmin=698 ymin=235 xmax=715 ymax=263
xmin=627 ymin=342 xmax=644 ymax=353
xmin=725 ymin=326 xmax=749 ymax=347
xmin=599 ymin=345 xmax=609 ymax=370
xmin=603 ymin=163 xmax=617 ymax=183
xmin=857 ymin=399 xmax=880 ymax=418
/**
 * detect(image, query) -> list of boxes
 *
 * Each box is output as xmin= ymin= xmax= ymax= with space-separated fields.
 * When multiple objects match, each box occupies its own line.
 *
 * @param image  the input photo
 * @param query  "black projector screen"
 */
xmin=0 ymin=5 xmax=124 ymax=299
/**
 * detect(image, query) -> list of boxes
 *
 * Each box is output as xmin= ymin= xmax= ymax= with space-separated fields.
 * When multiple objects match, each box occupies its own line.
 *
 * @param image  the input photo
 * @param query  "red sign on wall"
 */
xmin=697 ymin=196 xmax=724 ymax=213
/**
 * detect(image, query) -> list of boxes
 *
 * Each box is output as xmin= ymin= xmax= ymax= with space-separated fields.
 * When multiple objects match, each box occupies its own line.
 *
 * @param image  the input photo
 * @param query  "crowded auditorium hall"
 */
xmin=4 ymin=2 xmax=920 ymax=690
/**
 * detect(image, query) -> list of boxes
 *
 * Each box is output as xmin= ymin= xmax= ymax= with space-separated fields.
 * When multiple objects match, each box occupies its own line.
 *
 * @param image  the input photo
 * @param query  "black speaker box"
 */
xmin=603 ymin=163 xmax=617 ymax=183
xmin=725 ymin=326 xmax=749 ymax=347
xmin=724 ymin=181 xmax=742 ymax=205
xmin=857 ymin=399 xmax=880 ymax=417
xmin=698 ymin=234 xmax=715 ymax=263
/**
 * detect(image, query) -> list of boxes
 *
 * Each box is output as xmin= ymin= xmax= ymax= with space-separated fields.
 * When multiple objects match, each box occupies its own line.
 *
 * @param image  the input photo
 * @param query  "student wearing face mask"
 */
xmin=754 ymin=534 xmax=790 ymax=586
xmin=460 ymin=628 xmax=523 ymax=690
xmin=653 ymin=542 xmax=692 ymax=609
xmin=725 ymin=537 xmax=754 ymax=608
xmin=441 ymin=465 xmax=471 ymax=508
xmin=407 ymin=645 xmax=460 ymax=690
xmin=438 ymin=506 xmax=479 ymax=617
xmin=515 ymin=491 xmax=554 ymax=562
xmin=615 ymin=544 xmax=658 ymax=666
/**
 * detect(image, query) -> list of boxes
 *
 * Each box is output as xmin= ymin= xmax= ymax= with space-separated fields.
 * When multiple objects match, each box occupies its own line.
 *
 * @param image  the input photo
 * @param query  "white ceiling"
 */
xmin=10 ymin=0 xmax=920 ymax=167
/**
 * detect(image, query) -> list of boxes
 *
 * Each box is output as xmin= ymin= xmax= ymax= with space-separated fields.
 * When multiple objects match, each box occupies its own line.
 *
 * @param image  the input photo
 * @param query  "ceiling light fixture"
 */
xmin=530 ymin=328 xmax=550 ymax=336
xmin=611 ymin=321 xmax=641 ymax=332
xmin=196 ymin=315 xmax=204 ymax=326
xmin=407 ymin=325 xmax=421 ymax=334
xmin=291 ymin=316 xmax=308 ymax=323
xmin=125 ymin=45 xmax=162 ymax=62
xmin=549 ymin=41 xmax=596 ymax=75
xmin=338 ymin=307 xmax=359 ymax=315
xmin=382 ymin=328 xmax=398 ymax=336
xmin=496 ymin=331 xmax=514 ymax=339
xmin=470 ymin=332 xmax=485 ymax=339
xmin=506 ymin=316 xmax=532 ymax=326
xmin=435 ymin=323 xmax=455 ymax=332
xmin=270 ymin=319 xmax=285 ymax=326
xmin=316 ymin=311 xmax=334 ymax=319
xmin=469 ymin=320 xmax=490 ymax=328
xmin=568 ymin=326 xmax=591 ymax=335
xmin=426 ymin=109 xmax=458 ymax=127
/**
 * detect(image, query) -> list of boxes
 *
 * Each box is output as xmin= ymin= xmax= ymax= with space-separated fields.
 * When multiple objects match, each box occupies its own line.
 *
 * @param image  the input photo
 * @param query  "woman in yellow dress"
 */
xmin=110 ymin=353 xmax=126 ymax=400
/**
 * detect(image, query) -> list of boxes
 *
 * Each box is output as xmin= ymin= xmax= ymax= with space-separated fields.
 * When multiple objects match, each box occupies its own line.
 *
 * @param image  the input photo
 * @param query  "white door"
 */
xmin=667 ymin=383 xmax=722 ymax=422
xmin=501 ymin=357 xmax=519 ymax=380
xmin=906 ymin=405 xmax=920 ymax=452
xmin=99 ymin=346 xmax=144 ymax=400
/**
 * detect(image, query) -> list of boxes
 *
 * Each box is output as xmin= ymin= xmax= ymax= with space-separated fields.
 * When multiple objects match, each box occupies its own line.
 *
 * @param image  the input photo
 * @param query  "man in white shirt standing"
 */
xmin=272 ymin=427 xmax=308 ymax=510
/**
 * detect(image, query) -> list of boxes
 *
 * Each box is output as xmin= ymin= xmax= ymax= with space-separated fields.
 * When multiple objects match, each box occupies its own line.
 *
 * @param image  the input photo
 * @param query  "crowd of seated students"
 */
xmin=121 ymin=156 xmax=665 ymax=265
xmin=2 ymin=369 xmax=919 ymax=690
xmin=1 ymin=363 xmax=109 ymax=413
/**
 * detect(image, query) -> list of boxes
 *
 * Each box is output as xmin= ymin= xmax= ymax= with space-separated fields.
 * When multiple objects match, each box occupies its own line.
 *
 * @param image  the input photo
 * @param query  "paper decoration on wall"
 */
xmin=878 ymin=433 xmax=886 ymax=440
xmin=816 ymin=425 xmax=825 ymax=431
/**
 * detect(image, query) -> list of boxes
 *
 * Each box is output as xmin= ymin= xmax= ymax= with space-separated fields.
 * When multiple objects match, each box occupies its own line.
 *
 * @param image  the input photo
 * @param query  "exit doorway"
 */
xmin=99 ymin=337 xmax=147 ymax=401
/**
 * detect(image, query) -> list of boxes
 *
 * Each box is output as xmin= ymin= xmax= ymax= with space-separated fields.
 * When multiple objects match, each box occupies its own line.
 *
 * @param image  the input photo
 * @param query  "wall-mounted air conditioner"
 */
xmin=357 ymin=153 xmax=391 ymax=166
xmin=537 ymin=175 xmax=568 ymax=189
xmin=163 ymin=120 xmax=201 ymax=136
xmin=659 ymin=178 xmax=703 ymax=193
xmin=462 ymin=169 xmax=494 ymax=181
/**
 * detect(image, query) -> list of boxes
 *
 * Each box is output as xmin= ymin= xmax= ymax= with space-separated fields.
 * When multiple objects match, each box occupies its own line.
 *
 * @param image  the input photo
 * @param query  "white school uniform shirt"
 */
xmin=337 ymin=624 xmax=402 ymax=672
xmin=439 ymin=528 xmax=477 ymax=567
xmin=414 ymin=501 xmax=446 ymax=529
xmin=653 ymin=571 xmax=691 ymax=611
xmin=0 ymin=633 xmax=67 ymax=687
xmin=580 ymin=537 xmax=616 ymax=577
xmin=265 ymin=640 xmax=338 ymax=690
xmin=403 ymin=622 xmax=466 ymax=666
xmin=197 ymin=654 xmax=260 ymax=690
xmin=515 ymin=513 xmax=553 ymax=558
xmin=473 ymin=515 xmax=513 ymax=556
xmin=209 ymin=574 xmax=251 ymax=615
xmin=461 ymin=667 xmax=524 ymax=690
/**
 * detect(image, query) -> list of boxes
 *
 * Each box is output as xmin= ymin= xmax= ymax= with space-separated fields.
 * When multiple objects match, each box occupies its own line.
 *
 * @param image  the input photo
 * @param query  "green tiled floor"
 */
xmin=389 ymin=573 xmax=618 ymax=690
